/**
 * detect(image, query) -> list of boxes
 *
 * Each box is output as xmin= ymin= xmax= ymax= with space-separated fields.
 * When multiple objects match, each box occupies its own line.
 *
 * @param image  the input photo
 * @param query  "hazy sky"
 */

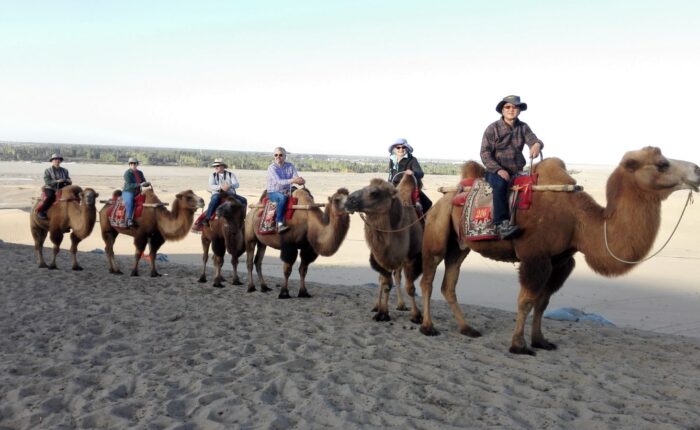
xmin=1 ymin=0 xmax=699 ymax=165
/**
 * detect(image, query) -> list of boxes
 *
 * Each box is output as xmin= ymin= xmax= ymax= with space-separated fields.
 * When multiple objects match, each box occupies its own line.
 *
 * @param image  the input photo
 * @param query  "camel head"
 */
xmin=345 ymin=179 xmax=398 ymax=215
xmin=80 ymin=188 xmax=99 ymax=206
xmin=608 ymin=147 xmax=700 ymax=203
xmin=175 ymin=190 xmax=205 ymax=211
xmin=327 ymin=188 xmax=349 ymax=216
xmin=215 ymin=198 xmax=245 ymax=221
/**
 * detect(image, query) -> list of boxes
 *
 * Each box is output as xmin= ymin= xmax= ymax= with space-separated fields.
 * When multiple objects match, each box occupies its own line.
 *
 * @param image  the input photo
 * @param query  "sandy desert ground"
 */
xmin=1 ymin=158 xmax=699 ymax=428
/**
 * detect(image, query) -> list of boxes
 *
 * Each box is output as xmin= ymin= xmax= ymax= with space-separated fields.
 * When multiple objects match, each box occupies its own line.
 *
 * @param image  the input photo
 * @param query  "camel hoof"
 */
xmin=247 ymin=286 xmax=257 ymax=293
xmin=420 ymin=325 xmax=439 ymax=336
xmin=396 ymin=304 xmax=408 ymax=311
xmin=38 ymin=263 xmax=48 ymax=269
xmin=198 ymin=275 xmax=207 ymax=283
xmin=509 ymin=345 xmax=536 ymax=356
xmin=48 ymin=264 xmax=57 ymax=270
xmin=260 ymin=285 xmax=271 ymax=293
xmin=130 ymin=270 xmax=139 ymax=277
xmin=278 ymin=291 xmax=291 ymax=299
xmin=371 ymin=306 xmax=379 ymax=312
xmin=459 ymin=326 xmax=482 ymax=338
xmin=72 ymin=265 xmax=83 ymax=271
xmin=373 ymin=312 xmax=391 ymax=322
xmin=410 ymin=314 xmax=423 ymax=324
xmin=212 ymin=283 xmax=224 ymax=289
xmin=531 ymin=340 xmax=557 ymax=350
xmin=232 ymin=278 xmax=243 ymax=286
xmin=298 ymin=290 xmax=312 ymax=298
xmin=150 ymin=272 xmax=162 ymax=278
xmin=110 ymin=269 xmax=123 ymax=275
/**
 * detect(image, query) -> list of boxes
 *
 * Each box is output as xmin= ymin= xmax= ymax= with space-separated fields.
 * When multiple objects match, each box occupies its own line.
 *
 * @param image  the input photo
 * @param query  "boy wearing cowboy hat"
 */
xmin=480 ymin=95 xmax=543 ymax=240
xmin=38 ymin=153 xmax=72 ymax=219
xmin=202 ymin=158 xmax=247 ymax=226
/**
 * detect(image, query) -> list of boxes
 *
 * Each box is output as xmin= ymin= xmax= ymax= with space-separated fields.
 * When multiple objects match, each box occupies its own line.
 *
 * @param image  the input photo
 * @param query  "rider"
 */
xmin=202 ymin=158 xmax=247 ymax=226
xmin=388 ymin=138 xmax=432 ymax=212
xmin=266 ymin=147 xmax=305 ymax=233
xmin=38 ymin=153 xmax=72 ymax=219
xmin=122 ymin=157 xmax=150 ymax=228
xmin=480 ymin=95 xmax=543 ymax=240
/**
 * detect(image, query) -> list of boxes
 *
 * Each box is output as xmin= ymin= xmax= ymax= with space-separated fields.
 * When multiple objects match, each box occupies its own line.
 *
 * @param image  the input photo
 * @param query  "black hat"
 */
xmin=496 ymin=95 xmax=528 ymax=113
xmin=49 ymin=153 xmax=64 ymax=161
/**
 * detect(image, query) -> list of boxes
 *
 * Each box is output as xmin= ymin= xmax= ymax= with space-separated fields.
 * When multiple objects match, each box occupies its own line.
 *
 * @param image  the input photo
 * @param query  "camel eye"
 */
xmin=369 ymin=190 xmax=381 ymax=199
xmin=656 ymin=161 xmax=670 ymax=172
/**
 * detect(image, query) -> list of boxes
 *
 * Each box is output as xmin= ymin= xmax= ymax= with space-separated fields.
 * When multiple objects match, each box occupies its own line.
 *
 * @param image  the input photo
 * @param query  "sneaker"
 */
xmin=201 ymin=219 xmax=210 ymax=227
xmin=37 ymin=212 xmax=47 ymax=220
xmin=498 ymin=220 xmax=521 ymax=240
xmin=277 ymin=222 xmax=289 ymax=233
xmin=126 ymin=219 xmax=134 ymax=228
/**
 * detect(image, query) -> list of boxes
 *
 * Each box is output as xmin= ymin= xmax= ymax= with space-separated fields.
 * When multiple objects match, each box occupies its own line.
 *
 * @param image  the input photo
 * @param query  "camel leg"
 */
xmin=403 ymin=257 xmax=423 ymax=324
xmin=531 ymin=256 xmax=575 ymax=351
xmin=374 ymin=272 xmax=393 ymax=322
xmin=32 ymin=226 xmax=49 ymax=268
xmin=229 ymin=254 xmax=242 ymax=286
xmin=278 ymin=246 xmax=298 ymax=299
xmin=48 ymin=230 xmax=64 ymax=270
xmin=130 ymin=236 xmax=149 ymax=277
xmin=510 ymin=257 xmax=554 ymax=355
xmin=255 ymin=245 xmax=270 ymax=292
xmin=69 ymin=232 xmax=83 ymax=271
xmin=441 ymin=246 xmax=479 ymax=337
xmin=147 ymin=233 xmax=165 ymax=277
xmin=199 ymin=236 xmax=211 ymax=283
xmin=510 ymin=287 xmax=537 ymax=355
xmin=212 ymin=253 xmax=224 ymax=288
xmin=245 ymin=238 xmax=258 ymax=292
xmin=103 ymin=230 xmax=121 ymax=274
xmin=393 ymin=270 xmax=408 ymax=311
xmin=297 ymin=246 xmax=317 ymax=298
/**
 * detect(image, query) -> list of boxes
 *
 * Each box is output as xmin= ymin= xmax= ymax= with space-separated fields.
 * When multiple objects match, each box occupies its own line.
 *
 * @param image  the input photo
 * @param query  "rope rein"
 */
xmin=604 ymin=190 xmax=694 ymax=264
xmin=358 ymin=208 xmax=428 ymax=234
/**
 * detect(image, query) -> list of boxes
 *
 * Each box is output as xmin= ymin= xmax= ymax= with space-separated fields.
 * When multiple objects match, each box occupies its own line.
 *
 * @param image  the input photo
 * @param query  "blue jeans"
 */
xmin=267 ymin=191 xmax=288 ymax=224
xmin=206 ymin=191 xmax=248 ymax=219
xmin=485 ymin=171 xmax=510 ymax=224
xmin=122 ymin=190 xmax=136 ymax=221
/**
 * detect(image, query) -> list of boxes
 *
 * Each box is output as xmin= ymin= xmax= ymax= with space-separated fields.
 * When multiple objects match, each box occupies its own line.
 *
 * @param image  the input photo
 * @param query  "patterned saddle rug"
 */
xmin=257 ymin=196 xmax=298 ymax=235
xmin=455 ymin=174 xmax=537 ymax=242
xmin=34 ymin=189 xmax=76 ymax=214
xmin=107 ymin=193 xmax=146 ymax=228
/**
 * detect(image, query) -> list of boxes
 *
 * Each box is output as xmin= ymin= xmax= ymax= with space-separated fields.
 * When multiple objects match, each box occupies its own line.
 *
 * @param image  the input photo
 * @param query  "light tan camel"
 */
xmin=198 ymin=196 xmax=246 ymax=288
xmin=345 ymin=175 xmax=423 ymax=323
xmin=30 ymin=185 xmax=99 ymax=270
xmin=420 ymin=147 xmax=700 ymax=355
xmin=99 ymin=188 xmax=204 ymax=277
xmin=244 ymin=187 xmax=350 ymax=298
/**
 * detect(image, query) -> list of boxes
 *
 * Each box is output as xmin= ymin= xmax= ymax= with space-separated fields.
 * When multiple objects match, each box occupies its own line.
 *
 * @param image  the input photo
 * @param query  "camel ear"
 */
xmin=175 ymin=192 xmax=183 ymax=199
xmin=622 ymin=158 xmax=641 ymax=172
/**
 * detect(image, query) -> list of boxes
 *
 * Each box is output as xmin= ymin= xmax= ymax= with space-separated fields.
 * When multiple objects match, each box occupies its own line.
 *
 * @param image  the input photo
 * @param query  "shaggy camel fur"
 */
xmin=198 ymin=196 xmax=246 ymax=288
xmin=30 ymin=185 xmax=99 ymax=270
xmin=99 ymin=188 xmax=204 ymax=277
xmin=345 ymin=176 xmax=423 ymax=322
xmin=420 ymin=147 xmax=700 ymax=355
xmin=244 ymin=187 xmax=350 ymax=298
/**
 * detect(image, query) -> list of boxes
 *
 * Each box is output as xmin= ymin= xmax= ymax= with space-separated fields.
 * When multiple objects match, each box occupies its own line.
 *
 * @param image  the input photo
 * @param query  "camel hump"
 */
xmin=143 ymin=188 xmax=162 ymax=204
xmin=534 ymin=158 xmax=576 ymax=185
xmin=60 ymin=185 xmax=82 ymax=199
xmin=293 ymin=187 xmax=315 ymax=204
xmin=461 ymin=161 xmax=486 ymax=179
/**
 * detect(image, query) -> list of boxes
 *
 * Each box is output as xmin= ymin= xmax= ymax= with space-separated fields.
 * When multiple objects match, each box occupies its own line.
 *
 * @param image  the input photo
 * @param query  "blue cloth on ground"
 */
xmin=544 ymin=307 xmax=615 ymax=326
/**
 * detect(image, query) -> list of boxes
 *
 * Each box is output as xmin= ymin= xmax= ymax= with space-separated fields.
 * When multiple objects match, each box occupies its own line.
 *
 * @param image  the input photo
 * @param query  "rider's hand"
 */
xmin=530 ymin=142 xmax=541 ymax=158
xmin=221 ymin=183 xmax=231 ymax=191
xmin=404 ymin=169 xmax=414 ymax=176
xmin=140 ymin=181 xmax=151 ymax=187
xmin=497 ymin=169 xmax=510 ymax=181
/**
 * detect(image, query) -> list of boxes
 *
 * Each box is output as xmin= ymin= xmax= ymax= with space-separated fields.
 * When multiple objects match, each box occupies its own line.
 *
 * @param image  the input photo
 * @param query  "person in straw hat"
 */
xmin=202 ymin=158 xmax=247 ymax=226
xmin=480 ymin=95 xmax=543 ymax=240
xmin=37 ymin=153 xmax=72 ymax=219
xmin=122 ymin=157 xmax=150 ymax=228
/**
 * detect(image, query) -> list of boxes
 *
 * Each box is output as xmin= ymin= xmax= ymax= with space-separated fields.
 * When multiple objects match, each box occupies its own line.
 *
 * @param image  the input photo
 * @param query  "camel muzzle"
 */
xmin=344 ymin=194 xmax=363 ymax=214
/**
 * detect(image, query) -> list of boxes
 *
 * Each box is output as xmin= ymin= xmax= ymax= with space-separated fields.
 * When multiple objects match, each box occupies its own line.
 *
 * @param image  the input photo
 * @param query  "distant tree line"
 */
xmin=0 ymin=141 xmax=462 ymax=175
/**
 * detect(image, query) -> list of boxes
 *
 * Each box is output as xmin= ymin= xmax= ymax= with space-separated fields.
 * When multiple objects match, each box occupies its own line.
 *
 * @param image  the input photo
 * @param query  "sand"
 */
xmin=1 ymin=160 xmax=700 ymax=428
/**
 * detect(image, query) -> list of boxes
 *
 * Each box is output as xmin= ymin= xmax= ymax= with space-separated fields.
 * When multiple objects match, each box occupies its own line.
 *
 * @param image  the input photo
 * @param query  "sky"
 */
xmin=1 ymin=0 xmax=699 ymax=165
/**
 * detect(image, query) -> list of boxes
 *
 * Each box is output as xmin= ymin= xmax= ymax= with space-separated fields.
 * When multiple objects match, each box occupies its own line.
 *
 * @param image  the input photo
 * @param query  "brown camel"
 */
xmin=420 ymin=147 xmax=700 ymax=355
xmin=244 ymin=187 xmax=350 ymax=298
xmin=30 ymin=185 xmax=99 ymax=270
xmin=345 ymin=175 xmax=424 ymax=323
xmin=99 ymin=188 xmax=205 ymax=277
xmin=198 ymin=196 xmax=246 ymax=288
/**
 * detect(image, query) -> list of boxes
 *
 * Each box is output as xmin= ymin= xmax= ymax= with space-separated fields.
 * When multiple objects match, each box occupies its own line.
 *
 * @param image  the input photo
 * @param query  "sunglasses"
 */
xmin=274 ymin=153 xmax=285 ymax=157
xmin=503 ymin=105 xmax=520 ymax=110
xmin=395 ymin=146 xmax=406 ymax=150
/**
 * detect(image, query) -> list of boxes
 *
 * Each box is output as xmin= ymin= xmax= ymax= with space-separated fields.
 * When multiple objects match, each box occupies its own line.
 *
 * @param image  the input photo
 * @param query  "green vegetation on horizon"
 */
xmin=0 ymin=141 xmax=463 ymax=175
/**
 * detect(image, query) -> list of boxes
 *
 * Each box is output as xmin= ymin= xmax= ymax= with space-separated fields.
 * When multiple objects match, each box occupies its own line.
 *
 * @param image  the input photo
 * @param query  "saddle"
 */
xmin=34 ymin=189 xmax=79 ymax=214
xmin=453 ymin=174 xmax=537 ymax=242
xmin=107 ymin=193 xmax=146 ymax=228
xmin=257 ymin=196 xmax=298 ymax=235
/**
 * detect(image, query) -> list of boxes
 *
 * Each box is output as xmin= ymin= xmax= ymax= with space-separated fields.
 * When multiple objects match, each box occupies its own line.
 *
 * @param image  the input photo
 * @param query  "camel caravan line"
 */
xmin=29 ymin=147 xmax=700 ymax=354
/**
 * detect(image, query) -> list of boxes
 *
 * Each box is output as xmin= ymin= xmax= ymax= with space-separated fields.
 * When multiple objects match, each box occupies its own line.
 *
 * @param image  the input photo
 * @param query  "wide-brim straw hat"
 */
xmin=127 ymin=157 xmax=139 ymax=164
xmin=387 ymin=138 xmax=414 ymax=154
xmin=496 ymin=95 xmax=528 ymax=113
xmin=49 ymin=153 xmax=64 ymax=161
xmin=211 ymin=158 xmax=228 ymax=168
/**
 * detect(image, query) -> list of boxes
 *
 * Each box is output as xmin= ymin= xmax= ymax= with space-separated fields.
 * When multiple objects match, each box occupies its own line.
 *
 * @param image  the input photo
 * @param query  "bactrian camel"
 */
xmin=420 ymin=147 xmax=700 ymax=355
xmin=30 ymin=185 xmax=99 ymax=270
xmin=345 ymin=175 xmax=423 ymax=323
xmin=99 ymin=188 xmax=204 ymax=277
xmin=244 ymin=187 xmax=350 ymax=298
xmin=198 ymin=196 xmax=246 ymax=288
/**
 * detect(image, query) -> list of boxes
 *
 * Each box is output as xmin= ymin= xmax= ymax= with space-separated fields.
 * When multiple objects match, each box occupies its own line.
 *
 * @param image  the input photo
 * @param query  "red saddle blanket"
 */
xmin=257 ymin=196 xmax=297 ymax=235
xmin=456 ymin=174 xmax=537 ymax=242
xmin=34 ymin=189 xmax=71 ymax=213
xmin=107 ymin=194 xmax=146 ymax=228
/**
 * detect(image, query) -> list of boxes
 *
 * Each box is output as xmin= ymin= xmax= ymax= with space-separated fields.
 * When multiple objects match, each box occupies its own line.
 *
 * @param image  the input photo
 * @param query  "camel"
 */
xmin=420 ymin=147 xmax=700 ymax=355
xmin=29 ymin=185 xmax=99 ymax=270
xmin=345 ymin=175 xmax=424 ymax=323
xmin=198 ymin=196 xmax=246 ymax=288
xmin=99 ymin=188 xmax=204 ymax=277
xmin=244 ymin=187 xmax=350 ymax=298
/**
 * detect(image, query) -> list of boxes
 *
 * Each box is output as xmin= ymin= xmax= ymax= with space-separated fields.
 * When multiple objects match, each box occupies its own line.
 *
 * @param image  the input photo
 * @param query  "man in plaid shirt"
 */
xmin=480 ymin=95 xmax=543 ymax=240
